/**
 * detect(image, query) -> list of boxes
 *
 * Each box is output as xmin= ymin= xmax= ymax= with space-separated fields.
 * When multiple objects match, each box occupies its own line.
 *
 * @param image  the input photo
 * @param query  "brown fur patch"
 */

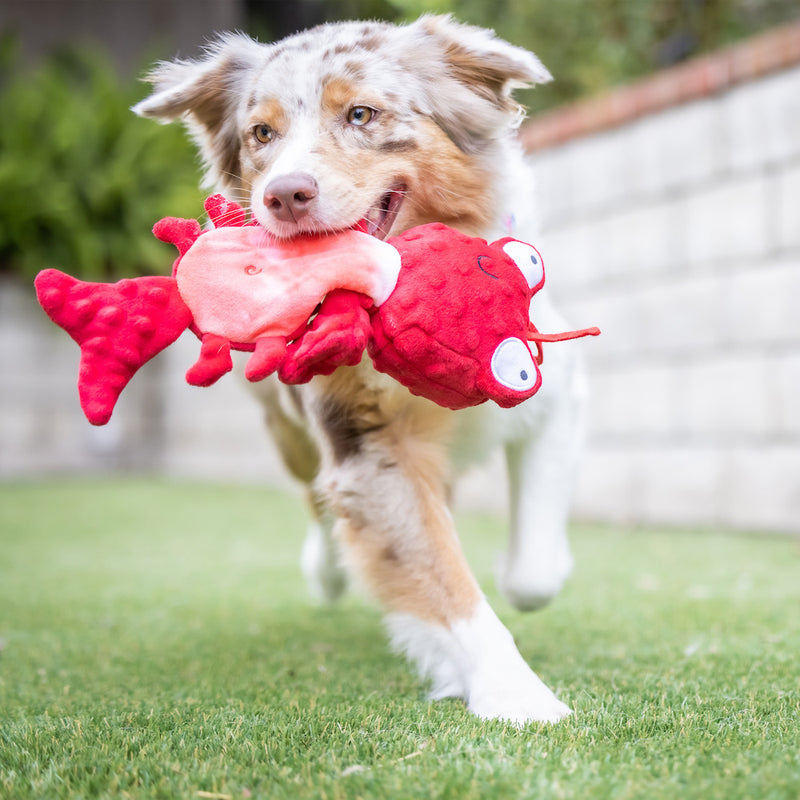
xmin=249 ymin=97 xmax=289 ymax=134
xmin=378 ymin=138 xmax=419 ymax=153
xmin=315 ymin=371 xmax=480 ymax=625
xmin=442 ymin=42 xmax=528 ymax=112
xmin=332 ymin=411 xmax=481 ymax=626
xmin=321 ymin=77 xmax=358 ymax=117
xmin=400 ymin=119 xmax=494 ymax=236
xmin=319 ymin=397 xmax=386 ymax=463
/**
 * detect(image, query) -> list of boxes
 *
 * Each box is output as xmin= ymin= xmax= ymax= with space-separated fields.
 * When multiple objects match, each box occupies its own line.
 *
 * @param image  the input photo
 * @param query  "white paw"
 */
xmin=300 ymin=520 xmax=348 ymax=603
xmin=455 ymin=600 xmax=572 ymax=725
xmin=498 ymin=539 xmax=574 ymax=611
xmin=468 ymin=662 xmax=572 ymax=725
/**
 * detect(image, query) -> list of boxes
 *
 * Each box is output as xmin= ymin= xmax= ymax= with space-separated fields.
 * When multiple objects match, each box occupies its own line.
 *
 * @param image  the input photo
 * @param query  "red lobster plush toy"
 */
xmin=35 ymin=195 xmax=598 ymax=424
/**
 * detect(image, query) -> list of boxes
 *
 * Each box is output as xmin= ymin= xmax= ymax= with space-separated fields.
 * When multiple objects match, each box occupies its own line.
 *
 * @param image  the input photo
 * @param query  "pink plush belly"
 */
xmin=176 ymin=226 xmax=400 ymax=344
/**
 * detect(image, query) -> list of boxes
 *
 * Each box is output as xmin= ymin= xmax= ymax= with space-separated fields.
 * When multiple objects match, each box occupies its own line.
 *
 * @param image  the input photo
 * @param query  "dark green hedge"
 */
xmin=382 ymin=0 xmax=800 ymax=112
xmin=0 ymin=41 xmax=202 ymax=282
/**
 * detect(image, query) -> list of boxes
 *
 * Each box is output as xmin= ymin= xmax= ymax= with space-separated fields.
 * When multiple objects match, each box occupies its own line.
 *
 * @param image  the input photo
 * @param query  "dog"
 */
xmin=134 ymin=15 xmax=585 ymax=724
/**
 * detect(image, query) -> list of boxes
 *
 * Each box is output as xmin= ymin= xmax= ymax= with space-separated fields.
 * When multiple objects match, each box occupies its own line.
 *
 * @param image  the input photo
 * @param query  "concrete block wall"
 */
xmin=0 ymin=277 xmax=293 ymax=489
xmin=4 ymin=22 xmax=798 ymax=533
xmin=523 ymin=23 xmax=800 ymax=532
xmin=0 ymin=279 xmax=165 ymax=477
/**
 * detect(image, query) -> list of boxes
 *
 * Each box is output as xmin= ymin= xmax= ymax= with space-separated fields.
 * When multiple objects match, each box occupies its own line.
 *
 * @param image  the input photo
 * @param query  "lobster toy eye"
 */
xmin=502 ymin=241 xmax=545 ymax=290
xmin=491 ymin=338 xmax=539 ymax=392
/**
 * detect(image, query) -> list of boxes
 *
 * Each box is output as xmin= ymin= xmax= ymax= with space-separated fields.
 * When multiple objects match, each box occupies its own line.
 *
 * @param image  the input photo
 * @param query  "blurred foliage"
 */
xmin=0 ymin=39 xmax=203 ymax=281
xmin=2 ymin=1 xmax=796 ymax=282
xmin=346 ymin=0 xmax=800 ymax=113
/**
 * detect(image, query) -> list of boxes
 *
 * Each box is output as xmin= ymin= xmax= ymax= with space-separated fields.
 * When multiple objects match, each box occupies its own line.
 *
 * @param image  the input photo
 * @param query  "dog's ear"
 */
xmin=133 ymin=33 xmax=265 ymax=191
xmin=409 ymin=15 xmax=552 ymax=152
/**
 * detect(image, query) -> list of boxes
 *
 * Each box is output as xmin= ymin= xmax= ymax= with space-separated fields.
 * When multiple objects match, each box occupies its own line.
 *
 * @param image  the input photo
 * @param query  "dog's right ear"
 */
xmin=407 ymin=16 xmax=552 ymax=154
xmin=133 ymin=33 xmax=266 ymax=191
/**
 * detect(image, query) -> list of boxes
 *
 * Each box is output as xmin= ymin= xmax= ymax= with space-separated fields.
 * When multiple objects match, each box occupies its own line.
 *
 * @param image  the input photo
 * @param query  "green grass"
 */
xmin=1 ymin=479 xmax=798 ymax=800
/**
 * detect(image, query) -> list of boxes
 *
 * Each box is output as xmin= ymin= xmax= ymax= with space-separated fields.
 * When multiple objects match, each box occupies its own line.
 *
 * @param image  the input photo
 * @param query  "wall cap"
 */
xmin=521 ymin=19 xmax=800 ymax=153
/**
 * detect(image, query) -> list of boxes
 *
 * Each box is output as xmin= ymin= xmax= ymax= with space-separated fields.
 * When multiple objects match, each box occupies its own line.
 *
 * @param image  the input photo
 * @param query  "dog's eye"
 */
xmin=347 ymin=106 xmax=375 ymax=126
xmin=253 ymin=124 xmax=275 ymax=144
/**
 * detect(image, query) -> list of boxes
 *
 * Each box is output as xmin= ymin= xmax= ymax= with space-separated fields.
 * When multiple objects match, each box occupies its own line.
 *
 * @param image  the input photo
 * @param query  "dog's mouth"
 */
xmin=360 ymin=183 xmax=406 ymax=240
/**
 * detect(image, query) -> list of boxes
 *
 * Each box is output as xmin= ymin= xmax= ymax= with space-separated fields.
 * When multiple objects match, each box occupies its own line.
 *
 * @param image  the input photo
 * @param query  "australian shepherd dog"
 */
xmin=134 ymin=15 xmax=585 ymax=724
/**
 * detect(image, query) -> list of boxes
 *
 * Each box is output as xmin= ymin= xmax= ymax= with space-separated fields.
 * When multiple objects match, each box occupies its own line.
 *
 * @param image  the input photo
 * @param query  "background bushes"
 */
xmin=2 ymin=1 xmax=797 ymax=281
xmin=0 ymin=41 xmax=202 ymax=281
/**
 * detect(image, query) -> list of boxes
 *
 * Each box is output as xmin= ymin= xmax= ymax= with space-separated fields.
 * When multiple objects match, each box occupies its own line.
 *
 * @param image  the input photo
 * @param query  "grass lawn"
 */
xmin=0 ymin=479 xmax=798 ymax=799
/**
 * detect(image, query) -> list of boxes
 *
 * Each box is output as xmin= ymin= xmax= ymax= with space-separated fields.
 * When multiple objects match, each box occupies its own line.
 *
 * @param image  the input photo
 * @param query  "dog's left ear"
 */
xmin=409 ymin=15 xmax=552 ymax=152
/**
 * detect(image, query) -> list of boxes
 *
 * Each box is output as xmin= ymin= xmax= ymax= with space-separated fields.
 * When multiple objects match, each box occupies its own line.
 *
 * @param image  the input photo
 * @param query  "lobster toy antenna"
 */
xmin=527 ymin=323 xmax=601 ymax=365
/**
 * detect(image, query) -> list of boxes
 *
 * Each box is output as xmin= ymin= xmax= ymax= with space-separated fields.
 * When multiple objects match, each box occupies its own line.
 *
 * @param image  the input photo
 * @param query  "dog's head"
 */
xmin=134 ymin=15 xmax=550 ymax=240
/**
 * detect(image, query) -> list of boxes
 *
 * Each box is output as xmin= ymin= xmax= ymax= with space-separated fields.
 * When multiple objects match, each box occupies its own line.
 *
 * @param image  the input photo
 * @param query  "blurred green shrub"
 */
xmin=0 ymin=40 xmax=202 ymax=281
xmin=385 ymin=0 xmax=800 ymax=113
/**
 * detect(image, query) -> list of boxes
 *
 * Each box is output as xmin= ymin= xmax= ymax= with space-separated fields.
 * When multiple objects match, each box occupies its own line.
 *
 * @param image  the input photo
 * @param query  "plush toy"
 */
xmin=34 ymin=195 xmax=598 ymax=424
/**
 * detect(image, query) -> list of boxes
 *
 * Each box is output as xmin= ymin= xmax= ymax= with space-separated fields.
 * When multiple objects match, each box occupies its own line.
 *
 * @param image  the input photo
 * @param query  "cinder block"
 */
xmin=608 ymin=196 xmax=688 ymax=277
xmin=562 ymin=128 xmax=636 ymax=214
xmin=675 ymin=354 xmax=772 ymax=439
xmin=769 ymin=67 xmax=800 ymax=164
xmin=560 ymin=291 xmax=652 ymax=363
xmin=637 ymin=445 xmax=726 ymax=526
xmin=633 ymin=273 xmax=727 ymax=356
xmin=588 ymin=364 xmax=678 ymax=438
xmin=158 ymin=337 xmax=289 ymax=484
xmin=573 ymin=446 xmax=642 ymax=523
xmin=719 ymin=259 xmax=800 ymax=346
xmin=545 ymin=199 xmax=685 ymax=291
xmin=539 ymin=222 xmax=598 ymax=294
xmin=718 ymin=445 xmax=800 ymax=532
xmin=627 ymin=100 xmax=726 ymax=196
xmin=528 ymin=56 xmax=800 ymax=532
xmin=575 ymin=444 xmax=727 ymax=528
xmin=776 ymin=162 xmax=800 ymax=251
xmin=765 ymin=352 xmax=800 ymax=436
xmin=724 ymin=65 xmax=800 ymax=172
xmin=683 ymin=173 xmax=771 ymax=266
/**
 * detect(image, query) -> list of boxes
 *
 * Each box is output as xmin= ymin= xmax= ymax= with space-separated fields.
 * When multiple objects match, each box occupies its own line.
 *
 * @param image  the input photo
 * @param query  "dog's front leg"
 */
xmin=250 ymin=379 xmax=349 ymax=602
xmin=499 ymin=404 xmax=580 ymax=611
xmin=313 ymin=381 xmax=571 ymax=724
xmin=497 ymin=295 xmax=588 ymax=611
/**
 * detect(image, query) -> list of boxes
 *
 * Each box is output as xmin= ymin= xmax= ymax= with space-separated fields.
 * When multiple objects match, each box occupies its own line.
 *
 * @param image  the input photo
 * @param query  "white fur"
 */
xmin=451 ymin=155 xmax=585 ymax=611
xmin=300 ymin=514 xmax=348 ymax=603
xmin=387 ymin=598 xmax=572 ymax=725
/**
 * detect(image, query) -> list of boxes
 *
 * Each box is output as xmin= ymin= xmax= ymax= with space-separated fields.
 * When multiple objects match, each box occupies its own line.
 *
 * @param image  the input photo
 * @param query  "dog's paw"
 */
xmin=300 ymin=520 xmax=348 ymax=603
xmin=467 ymin=664 xmax=572 ymax=725
xmin=498 ymin=538 xmax=574 ymax=611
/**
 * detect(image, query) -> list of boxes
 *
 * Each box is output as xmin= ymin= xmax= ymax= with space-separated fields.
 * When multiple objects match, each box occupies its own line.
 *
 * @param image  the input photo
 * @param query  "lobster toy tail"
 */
xmin=34 ymin=269 xmax=192 ymax=425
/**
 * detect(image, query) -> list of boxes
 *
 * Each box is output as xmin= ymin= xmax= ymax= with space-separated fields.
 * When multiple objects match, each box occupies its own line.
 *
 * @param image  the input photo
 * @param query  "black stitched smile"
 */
xmin=477 ymin=255 xmax=498 ymax=280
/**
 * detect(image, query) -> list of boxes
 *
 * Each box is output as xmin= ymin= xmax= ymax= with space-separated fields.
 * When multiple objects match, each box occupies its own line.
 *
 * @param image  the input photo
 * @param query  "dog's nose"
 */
xmin=263 ymin=173 xmax=319 ymax=223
